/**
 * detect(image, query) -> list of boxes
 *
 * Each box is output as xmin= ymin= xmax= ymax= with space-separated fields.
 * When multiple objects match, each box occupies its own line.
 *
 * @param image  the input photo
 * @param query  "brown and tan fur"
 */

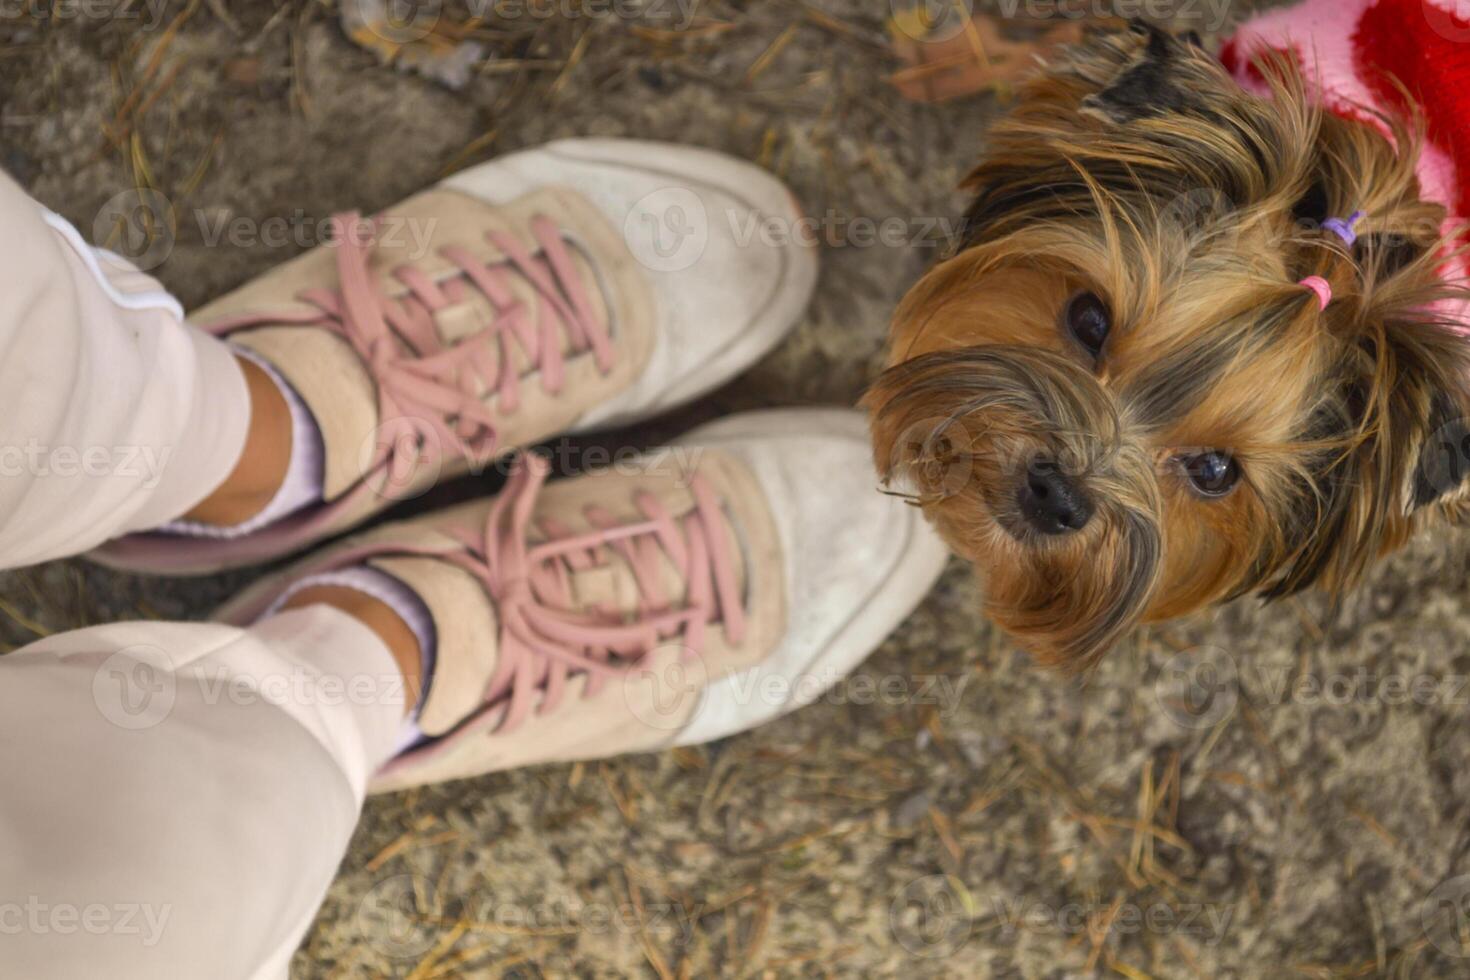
xmin=866 ymin=22 xmax=1470 ymax=670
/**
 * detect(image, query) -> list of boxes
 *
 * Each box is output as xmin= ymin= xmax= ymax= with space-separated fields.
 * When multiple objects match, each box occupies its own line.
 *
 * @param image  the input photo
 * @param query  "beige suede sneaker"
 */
xmin=213 ymin=410 xmax=951 ymax=792
xmin=92 ymin=139 xmax=817 ymax=574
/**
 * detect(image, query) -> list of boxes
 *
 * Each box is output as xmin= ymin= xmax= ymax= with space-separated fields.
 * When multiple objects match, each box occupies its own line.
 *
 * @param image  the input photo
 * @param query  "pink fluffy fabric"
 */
xmin=1222 ymin=0 xmax=1469 ymax=328
xmin=1224 ymin=0 xmax=1459 ymax=232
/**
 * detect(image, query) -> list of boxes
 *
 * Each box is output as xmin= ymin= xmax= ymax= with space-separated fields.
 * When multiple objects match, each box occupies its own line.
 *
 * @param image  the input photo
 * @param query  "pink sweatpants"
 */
xmin=0 ymin=171 xmax=402 ymax=978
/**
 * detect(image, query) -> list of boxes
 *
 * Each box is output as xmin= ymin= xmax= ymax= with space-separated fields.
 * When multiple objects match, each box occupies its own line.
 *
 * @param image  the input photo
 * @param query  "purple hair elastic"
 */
xmin=1322 ymin=210 xmax=1365 ymax=246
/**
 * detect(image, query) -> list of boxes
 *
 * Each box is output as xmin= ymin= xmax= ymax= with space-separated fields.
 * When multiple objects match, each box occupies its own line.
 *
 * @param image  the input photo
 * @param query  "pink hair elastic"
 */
xmin=1299 ymin=275 xmax=1332 ymax=309
xmin=1296 ymin=210 xmax=1361 ymax=309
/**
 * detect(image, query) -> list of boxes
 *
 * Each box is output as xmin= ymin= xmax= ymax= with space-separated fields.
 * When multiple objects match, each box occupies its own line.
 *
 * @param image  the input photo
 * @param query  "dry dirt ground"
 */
xmin=6 ymin=1 xmax=1470 ymax=977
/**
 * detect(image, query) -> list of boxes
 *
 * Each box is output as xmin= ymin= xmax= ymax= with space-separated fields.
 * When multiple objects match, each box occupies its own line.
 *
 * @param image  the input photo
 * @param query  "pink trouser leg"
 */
xmin=0 ymin=607 xmax=404 ymax=980
xmin=0 ymin=169 xmax=250 ymax=568
xmin=0 ymin=175 xmax=399 ymax=976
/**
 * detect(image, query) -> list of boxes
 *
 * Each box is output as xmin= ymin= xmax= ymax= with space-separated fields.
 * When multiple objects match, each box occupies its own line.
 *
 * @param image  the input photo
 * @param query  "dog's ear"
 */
xmin=1281 ymin=115 xmax=1469 ymax=518
xmin=1355 ymin=229 xmax=1434 ymax=283
xmin=1358 ymin=234 xmax=1470 ymax=515
xmin=955 ymin=21 xmax=1255 ymax=249
xmin=1287 ymin=108 xmax=1444 ymax=282
xmin=1073 ymin=21 xmax=1213 ymax=124
xmin=1368 ymin=311 xmax=1470 ymax=517
xmin=1291 ymin=178 xmax=1331 ymax=228
xmin=1265 ymin=294 xmax=1470 ymax=599
xmin=1411 ymin=387 xmax=1470 ymax=511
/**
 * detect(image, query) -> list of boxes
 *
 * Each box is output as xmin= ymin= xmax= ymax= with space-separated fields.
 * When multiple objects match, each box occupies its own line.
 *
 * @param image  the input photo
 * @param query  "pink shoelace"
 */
xmin=442 ymin=454 xmax=748 ymax=732
xmin=297 ymin=212 xmax=615 ymax=489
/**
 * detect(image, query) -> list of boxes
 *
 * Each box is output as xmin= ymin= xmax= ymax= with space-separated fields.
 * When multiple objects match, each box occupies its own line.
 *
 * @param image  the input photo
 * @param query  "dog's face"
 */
xmin=868 ymin=24 xmax=1470 ymax=669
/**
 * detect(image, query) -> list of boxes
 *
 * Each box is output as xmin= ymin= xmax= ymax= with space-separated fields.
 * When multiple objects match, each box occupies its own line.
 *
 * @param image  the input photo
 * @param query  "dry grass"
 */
xmin=2 ymin=0 xmax=1470 ymax=976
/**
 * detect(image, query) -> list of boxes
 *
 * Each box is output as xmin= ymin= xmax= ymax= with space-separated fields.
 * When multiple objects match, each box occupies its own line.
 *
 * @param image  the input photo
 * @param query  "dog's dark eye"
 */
xmin=1179 ymin=451 xmax=1241 ymax=497
xmin=1065 ymin=291 xmax=1111 ymax=359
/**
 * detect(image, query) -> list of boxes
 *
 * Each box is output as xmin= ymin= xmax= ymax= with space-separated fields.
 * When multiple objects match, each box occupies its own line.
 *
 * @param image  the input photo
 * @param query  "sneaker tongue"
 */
xmin=368 ymin=554 xmax=500 ymax=739
xmin=232 ymin=327 xmax=379 ymax=501
xmin=224 ymin=245 xmax=612 ymax=501
xmin=436 ymin=248 xmax=611 ymax=380
xmin=370 ymin=483 xmax=748 ymax=741
xmin=547 ymin=494 xmax=748 ymax=624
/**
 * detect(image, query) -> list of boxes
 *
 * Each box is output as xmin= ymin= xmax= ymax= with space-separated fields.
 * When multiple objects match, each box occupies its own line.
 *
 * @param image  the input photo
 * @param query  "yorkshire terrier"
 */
xmin=866 ymin=8 xmax=1470 ymax=669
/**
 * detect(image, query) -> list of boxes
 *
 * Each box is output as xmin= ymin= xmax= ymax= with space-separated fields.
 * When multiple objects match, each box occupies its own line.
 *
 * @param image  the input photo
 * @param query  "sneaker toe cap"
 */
xmin=443 ymin=139 xmax=818 ymax=422
xmin=673 ymin=409 xmax=951 ymax=744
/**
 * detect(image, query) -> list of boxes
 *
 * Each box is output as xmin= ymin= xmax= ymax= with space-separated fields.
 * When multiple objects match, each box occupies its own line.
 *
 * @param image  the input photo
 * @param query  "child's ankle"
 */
xmin=281 ymin=584 xmax=426 ymax=718
xmin=181 ymin=354 xmax=294 ymax=525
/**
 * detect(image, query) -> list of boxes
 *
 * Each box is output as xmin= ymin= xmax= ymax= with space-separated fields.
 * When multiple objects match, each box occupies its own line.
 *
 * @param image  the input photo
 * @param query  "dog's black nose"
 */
xmin=1018 ymin=460 xmax=1094 ymax=535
